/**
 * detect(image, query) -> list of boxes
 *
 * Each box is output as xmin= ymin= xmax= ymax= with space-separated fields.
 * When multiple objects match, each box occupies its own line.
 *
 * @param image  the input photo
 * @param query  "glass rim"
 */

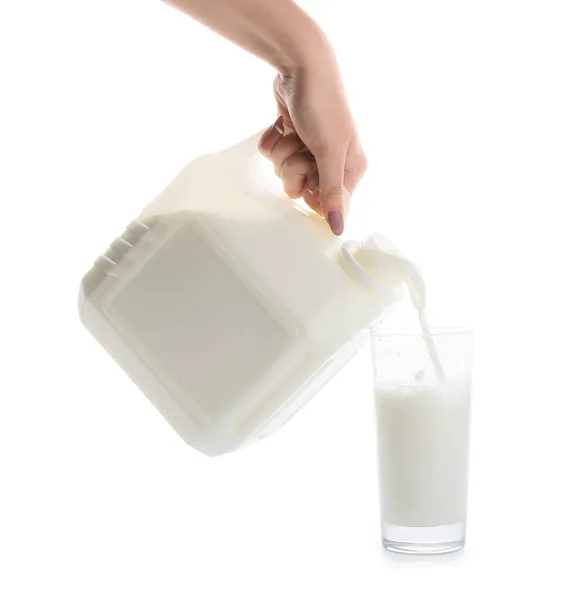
xmin=371 ymin=325 xmax=473 ymax=339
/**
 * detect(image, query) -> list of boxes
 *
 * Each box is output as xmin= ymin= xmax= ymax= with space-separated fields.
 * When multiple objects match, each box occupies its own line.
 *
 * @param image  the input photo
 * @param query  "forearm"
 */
xmin=163 ymin=0 xmax=332 ymax=74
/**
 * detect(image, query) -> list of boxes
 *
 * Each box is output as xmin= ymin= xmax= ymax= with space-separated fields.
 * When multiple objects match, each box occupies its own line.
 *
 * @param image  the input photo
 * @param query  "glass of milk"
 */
xmin=371 ymin=326 xmax=473 ymax=554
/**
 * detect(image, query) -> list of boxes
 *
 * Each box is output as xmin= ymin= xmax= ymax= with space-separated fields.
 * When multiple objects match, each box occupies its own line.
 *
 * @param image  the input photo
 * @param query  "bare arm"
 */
xmin=163 ymin=0 xmax=330 ymax=73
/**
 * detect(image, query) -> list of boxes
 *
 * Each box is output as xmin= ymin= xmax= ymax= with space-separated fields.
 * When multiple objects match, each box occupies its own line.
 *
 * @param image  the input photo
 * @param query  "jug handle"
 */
xmin=222 ymin=130 xmax=266 ymax=174
xmin=224 ymin=131 xmax=264 ymax=160
xmin=218 ymin=130 xmax=290 ymax=199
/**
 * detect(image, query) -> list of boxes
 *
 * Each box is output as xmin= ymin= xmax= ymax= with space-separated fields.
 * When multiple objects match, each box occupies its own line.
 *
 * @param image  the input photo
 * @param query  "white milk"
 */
xmin=418 ymin=313 xmax=446 ymax=382
xmin=79 ymin=133 xmax=422 ymax=456
xmin=375 ymin=379 xmax=471 ymax=527
xmin=372 ymin=251 xmax=471 ymax=529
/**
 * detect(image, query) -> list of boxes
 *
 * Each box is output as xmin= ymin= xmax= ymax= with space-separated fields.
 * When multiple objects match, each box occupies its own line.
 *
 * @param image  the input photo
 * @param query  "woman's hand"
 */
xmin=163 ymin=1 xmax=366 ymax=234
xmin=258 ymin=66 xmax=367 ymax=236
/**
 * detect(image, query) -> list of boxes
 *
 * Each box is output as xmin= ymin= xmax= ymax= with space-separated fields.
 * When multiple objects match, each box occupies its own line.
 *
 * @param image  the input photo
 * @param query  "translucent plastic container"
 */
xmin=79 ymin=133 xmax=424 ymax=456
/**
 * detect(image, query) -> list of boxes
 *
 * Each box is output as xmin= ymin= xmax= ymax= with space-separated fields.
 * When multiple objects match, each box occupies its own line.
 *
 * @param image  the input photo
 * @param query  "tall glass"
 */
xmin=371 ymin=326 xmax=473 ymax=554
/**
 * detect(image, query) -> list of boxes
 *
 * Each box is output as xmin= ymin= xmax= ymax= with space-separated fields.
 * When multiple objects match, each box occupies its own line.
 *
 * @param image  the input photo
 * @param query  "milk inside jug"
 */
xmin=79 ymin=132 xmax=425 ymax=456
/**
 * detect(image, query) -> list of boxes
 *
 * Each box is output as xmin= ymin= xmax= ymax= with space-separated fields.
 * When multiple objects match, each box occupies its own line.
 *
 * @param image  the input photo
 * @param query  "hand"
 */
xmin=164 ymin=1 xmax=364 ymax=235
xmin=258 ymin=68 xmax=367 ymax=236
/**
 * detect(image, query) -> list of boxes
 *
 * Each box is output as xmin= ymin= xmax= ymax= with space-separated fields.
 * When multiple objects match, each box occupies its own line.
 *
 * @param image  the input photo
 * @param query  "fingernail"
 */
xmin=307 ymin=172 xmax=319 ymax=192
xmin=272 ymin=116 xmax=284 ymax=136
xmin=327 ymin=210 xmax=344 ymax=236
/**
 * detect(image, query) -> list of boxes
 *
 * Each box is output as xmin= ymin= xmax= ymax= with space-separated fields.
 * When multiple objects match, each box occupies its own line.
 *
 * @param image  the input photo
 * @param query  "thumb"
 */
xmin=316 ymin=150 xmax=349 ymax=236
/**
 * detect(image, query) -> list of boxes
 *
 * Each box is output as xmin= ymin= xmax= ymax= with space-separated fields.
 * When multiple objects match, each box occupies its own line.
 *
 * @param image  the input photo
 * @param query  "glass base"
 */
xmin=381 ymin=521 xmax=465 ymax=555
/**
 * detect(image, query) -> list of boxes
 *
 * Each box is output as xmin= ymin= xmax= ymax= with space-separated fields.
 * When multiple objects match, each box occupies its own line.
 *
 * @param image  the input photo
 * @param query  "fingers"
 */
xmin=281 ymin=151 xmax=317 ymax=199
xmin=269 ymin=134 xmax=306 ymax=178
xmin=317 ymin=142 xmax=368 ymax=234
xmin=315 ymin=149 xmax=348 ymax=236
xmin=306 ymin=171 xmax=319 ymax=194
xmin=259 ymin=117 xmax=308 ymax=182
xmin=260 ymin=117 xmax=318 ymax=201
xmin=258 ymin=116 xmax=285 ymax=158
xmin=343 ymin=139 xmax=368 ymax=196
xmin=302 ymin=187 xmax=322 ymax=215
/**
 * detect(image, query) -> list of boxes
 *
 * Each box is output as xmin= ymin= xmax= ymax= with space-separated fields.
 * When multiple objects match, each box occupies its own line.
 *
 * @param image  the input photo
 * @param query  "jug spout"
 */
xmin=341 ymin=234 xmax=426 ymax=312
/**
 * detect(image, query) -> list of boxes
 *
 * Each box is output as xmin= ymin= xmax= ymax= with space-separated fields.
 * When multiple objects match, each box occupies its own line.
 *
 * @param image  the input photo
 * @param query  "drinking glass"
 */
xmin=371 ymin=326 xmax=473 ymax=554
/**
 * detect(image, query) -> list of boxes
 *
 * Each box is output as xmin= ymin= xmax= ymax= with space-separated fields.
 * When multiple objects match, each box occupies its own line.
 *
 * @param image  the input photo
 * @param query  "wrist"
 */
xmin=272 ymin=13 xmax=334 ymax=76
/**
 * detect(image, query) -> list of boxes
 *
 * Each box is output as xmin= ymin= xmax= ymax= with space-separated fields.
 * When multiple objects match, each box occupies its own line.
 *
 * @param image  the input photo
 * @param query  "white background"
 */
xmin=1 ymin=0 xmax=588 ymax=597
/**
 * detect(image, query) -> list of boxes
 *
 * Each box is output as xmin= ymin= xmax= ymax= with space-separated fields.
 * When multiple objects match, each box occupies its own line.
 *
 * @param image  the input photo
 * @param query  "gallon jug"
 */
xmin=79 ymin=132 xmax=424 ymax=456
